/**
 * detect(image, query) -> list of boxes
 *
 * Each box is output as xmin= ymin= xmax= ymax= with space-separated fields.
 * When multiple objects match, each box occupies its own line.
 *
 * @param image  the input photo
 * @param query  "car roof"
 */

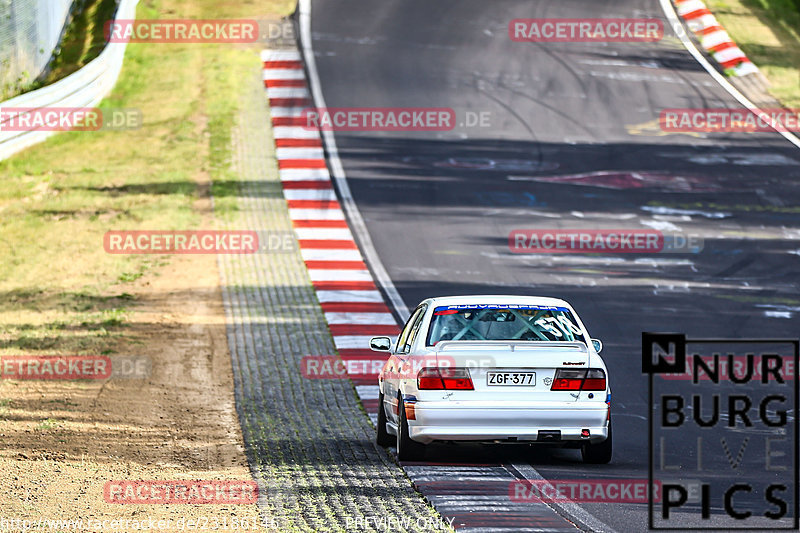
xmin=420 ymin=295 xmax=572 ymax=308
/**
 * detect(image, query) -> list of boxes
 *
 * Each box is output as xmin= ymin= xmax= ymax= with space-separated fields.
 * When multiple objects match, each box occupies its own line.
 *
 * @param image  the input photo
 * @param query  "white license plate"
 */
xmin=487 ymin=372 xmax=536 ymax=386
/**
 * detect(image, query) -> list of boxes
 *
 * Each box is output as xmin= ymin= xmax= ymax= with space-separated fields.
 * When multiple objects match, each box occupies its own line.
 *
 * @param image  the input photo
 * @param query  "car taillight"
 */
xmin=551 ymin=368 xmax=606 ymax=391
xmin=551 ymin=369 xmax=585 ymax=390
xmin=583 ymin=369 xmax=607 ymax=390
xmin=441 ymin=367 xmax=474 ymax=390
xmin=417 ymin=367 xmax=445 ymax=389
xmin=417 ymin=367 xmax=474 ymax=390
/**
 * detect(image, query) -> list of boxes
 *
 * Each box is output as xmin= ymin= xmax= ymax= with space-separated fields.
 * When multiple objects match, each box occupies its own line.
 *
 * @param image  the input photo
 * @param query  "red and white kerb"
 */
xmin=262 ymin=49 xmax=400 ymax=417
xmin=674 ymin=0 xmax=758 ymax=76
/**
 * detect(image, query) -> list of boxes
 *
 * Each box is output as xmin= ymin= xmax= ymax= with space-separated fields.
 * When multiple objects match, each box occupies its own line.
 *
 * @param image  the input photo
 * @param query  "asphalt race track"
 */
xmin=306 ymin=0 xmax=800 ymax=531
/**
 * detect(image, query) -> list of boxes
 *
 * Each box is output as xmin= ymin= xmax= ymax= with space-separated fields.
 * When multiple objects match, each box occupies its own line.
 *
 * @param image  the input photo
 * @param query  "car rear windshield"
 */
xmin=426 ymin=305 xmax=587 ymax=346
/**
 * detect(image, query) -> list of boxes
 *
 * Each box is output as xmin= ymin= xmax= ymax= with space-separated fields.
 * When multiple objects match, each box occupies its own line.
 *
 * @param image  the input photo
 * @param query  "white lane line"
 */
xmin=263 ymin=69 xmax=305 ymax=80
xmin=325 ymin=312 xmax=397 ymax=325
xmin=308 ymin=269 xmax=372 ymax=282
xmin=294 ymin=227 xmax=354 ymax=240
xmin=283 ymin=189 xmax=337 ymax=201
xmin=659 ymin=0 xmax=800 ymax=150
xmin=511 ymin=463 xmax=619 ymax=533
xmin=276 ymin=147 xmax=325 ymax=159
xmin=315 ymin=290 xmax=384 ymax=303
xmin=261 ymin=50 xmax=301 ymax=61
xmin=355 ymin=385 xmax=380 ymax=400
xmin=272 ymin=127 xmax=319 ymax=139
xmin=301 ymin=249 xmax=363 ymax=262
xmin=333 ymin=335 xmax=377 ymax=349
xmin=288 ymin=208 xmax=346 ymax=220
xmin=298 ymin=0 xmax=410 ymax=322
xmin=267 ymin=87 xmax=310 ymax=98
xmin=280 ymin=168 xmax=330 ymax=181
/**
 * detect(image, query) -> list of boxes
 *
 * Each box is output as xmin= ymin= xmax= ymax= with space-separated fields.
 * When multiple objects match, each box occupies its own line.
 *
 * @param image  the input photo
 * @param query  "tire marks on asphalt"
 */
xmin=405 ymin=464 xmax=580 ymax=532
xmin=264 ymin=46 xmax=580 ymax=532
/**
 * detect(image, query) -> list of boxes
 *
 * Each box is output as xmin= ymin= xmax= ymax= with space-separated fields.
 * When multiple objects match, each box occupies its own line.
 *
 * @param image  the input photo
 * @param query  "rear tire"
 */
xmin=376 ymin=392 xmax=394 ymax=447
xmin=396 ymin=399 xmax=426 ymax=461
xmin=581 ymin=420 xmax=612 ymax=464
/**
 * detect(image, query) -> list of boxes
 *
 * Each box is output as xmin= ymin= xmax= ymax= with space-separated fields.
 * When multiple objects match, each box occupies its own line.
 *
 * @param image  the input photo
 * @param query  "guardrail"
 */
xmin=0 ymin=0 xmax=140 ymax=161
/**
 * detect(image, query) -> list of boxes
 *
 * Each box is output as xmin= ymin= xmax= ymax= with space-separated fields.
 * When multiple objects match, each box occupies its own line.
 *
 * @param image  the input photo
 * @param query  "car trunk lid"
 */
xmin=432 ymin=340 xmax=590 ymax=402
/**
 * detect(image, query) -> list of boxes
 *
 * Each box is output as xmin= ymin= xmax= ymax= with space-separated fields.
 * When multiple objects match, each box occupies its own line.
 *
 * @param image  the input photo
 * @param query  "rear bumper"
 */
xmin=408 ymin=400 xmax=609 ymax=444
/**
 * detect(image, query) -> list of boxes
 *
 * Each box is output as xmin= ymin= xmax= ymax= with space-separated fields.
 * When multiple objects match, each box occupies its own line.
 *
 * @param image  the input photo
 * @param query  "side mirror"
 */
xmin=591 ymin=338 xmax=603 ymax=353
xmin=369 ymin=336 xmax=393 ymax=352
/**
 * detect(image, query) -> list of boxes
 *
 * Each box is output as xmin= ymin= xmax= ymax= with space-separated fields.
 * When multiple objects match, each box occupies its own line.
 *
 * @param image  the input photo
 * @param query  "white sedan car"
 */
xmin=370 ymin=295 xmax=612 ymax=463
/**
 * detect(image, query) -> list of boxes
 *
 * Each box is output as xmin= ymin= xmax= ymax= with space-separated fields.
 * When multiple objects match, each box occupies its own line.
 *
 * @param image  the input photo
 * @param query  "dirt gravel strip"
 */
xmin=214 ymin=56 xmax=449 ymax=532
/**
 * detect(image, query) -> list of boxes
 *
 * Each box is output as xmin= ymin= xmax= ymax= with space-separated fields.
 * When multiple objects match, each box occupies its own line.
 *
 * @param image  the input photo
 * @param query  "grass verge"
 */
xmin=707 ymin=0 xmax=800 ymax=107
xmin=0 ymin=0 xmax=294 ymax=354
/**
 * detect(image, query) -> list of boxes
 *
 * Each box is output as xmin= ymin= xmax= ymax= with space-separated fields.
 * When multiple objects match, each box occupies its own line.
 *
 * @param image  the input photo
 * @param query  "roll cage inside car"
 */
xmin=426 ymin=307 xmax=587 ymax=346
